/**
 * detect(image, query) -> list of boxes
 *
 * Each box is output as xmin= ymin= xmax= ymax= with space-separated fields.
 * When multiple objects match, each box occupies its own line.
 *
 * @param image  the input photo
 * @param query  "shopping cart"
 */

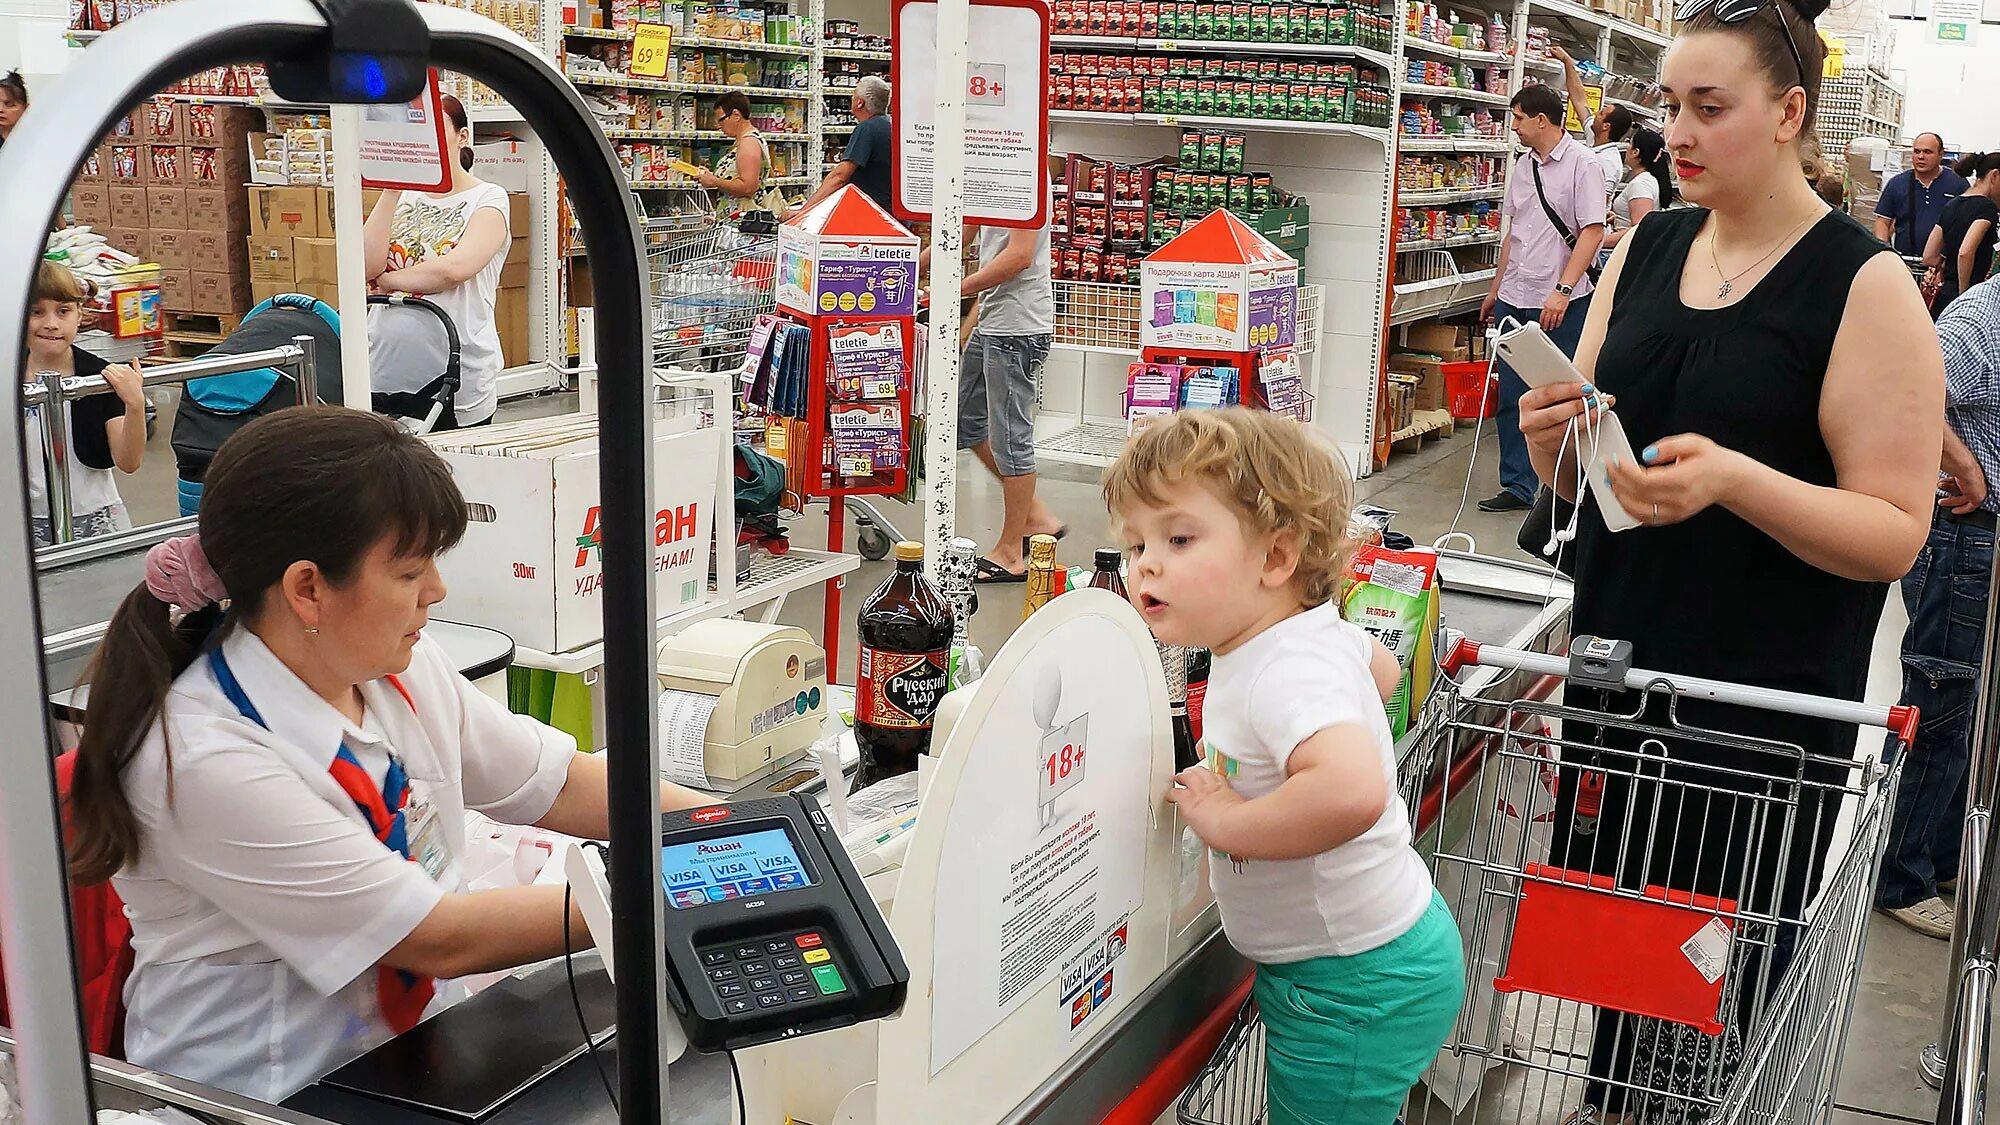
xmin=1179 ymin=633 xmax=1917 ymax=1125
xmin=649 ymin=220 xmax=778 ymax=375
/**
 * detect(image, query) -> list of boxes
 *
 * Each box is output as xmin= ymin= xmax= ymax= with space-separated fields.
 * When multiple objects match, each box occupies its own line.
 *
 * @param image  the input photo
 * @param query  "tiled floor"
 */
xmin=86 ymin=392 xmax=1974 ymax=1123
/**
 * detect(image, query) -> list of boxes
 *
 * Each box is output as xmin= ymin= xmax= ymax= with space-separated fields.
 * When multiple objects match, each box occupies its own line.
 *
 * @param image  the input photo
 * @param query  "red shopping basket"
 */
xmin=1443 ymin=360 xmax=1495 ymax=421
xmin=1494 ymin=863 xmax=1738 ymax=1035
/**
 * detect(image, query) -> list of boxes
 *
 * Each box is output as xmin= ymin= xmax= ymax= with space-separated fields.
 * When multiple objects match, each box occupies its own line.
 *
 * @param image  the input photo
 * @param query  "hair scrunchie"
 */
xmin=144 ymin=535 xmax=227 ymax=610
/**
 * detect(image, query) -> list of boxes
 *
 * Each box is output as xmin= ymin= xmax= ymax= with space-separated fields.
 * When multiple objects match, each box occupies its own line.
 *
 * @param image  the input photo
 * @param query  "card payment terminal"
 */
xmin=653 ymin=792 xmax=908 ymax=1051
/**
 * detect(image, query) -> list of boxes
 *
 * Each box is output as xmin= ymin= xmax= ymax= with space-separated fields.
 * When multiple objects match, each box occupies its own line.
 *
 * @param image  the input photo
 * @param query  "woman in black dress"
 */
xmin=1516 ymin=0 xmax=1943 ymax=1119
xmin=1923 ymin=151 xmax=2000 ymax=314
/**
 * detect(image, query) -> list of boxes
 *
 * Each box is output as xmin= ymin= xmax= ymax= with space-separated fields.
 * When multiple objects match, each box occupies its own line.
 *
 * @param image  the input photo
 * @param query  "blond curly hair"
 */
xmin=1103 ymin=408 xmax=1358 ymax=608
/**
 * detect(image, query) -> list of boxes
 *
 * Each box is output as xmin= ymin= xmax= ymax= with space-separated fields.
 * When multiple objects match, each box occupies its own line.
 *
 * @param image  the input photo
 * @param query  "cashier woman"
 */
xmin=63 ymin=405 xmax=711 ymax=1102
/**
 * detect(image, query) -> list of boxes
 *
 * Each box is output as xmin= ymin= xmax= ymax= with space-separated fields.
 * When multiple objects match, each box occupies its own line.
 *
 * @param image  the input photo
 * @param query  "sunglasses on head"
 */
xmin=1673 ymin=0 xmax=1809 ymax=91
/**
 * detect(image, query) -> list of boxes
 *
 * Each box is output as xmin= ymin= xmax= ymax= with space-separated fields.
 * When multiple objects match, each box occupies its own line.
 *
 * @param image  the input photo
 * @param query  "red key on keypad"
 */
xmin=795 ymin=933 xmax=823 ymax=949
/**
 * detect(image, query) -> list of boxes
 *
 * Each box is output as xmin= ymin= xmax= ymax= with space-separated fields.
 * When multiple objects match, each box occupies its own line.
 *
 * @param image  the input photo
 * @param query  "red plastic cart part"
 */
xmin=1496 ymin=864 xmax=1738 ymax=1036
xmin=1888 ymin=704 xmax=1921 ymax=749
xmin=1440 ymin=635 xmax=1482 ymax=677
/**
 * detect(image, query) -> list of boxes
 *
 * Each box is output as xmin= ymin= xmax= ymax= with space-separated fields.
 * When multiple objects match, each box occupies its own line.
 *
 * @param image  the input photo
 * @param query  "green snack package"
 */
xmin=1342 ymin=545 xmax=1441 ymax=740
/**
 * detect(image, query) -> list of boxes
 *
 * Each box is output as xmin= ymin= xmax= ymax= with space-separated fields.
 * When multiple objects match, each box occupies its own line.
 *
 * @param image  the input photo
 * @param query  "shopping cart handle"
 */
xmin=1440 ymin=635 xmax=1481 ymax=677
xmin=1889 ymin=703 xmax=1921 ymax=747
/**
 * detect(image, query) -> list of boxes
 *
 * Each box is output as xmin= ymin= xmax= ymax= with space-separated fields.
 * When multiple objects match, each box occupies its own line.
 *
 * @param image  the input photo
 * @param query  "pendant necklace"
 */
xmin=1708 ymin=211 xmax=1822 ymax=299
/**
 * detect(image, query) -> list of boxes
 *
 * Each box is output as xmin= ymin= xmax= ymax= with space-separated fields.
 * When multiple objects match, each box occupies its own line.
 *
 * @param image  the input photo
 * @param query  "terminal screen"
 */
xmin=662 ymin=827 xmax=815 ymax=909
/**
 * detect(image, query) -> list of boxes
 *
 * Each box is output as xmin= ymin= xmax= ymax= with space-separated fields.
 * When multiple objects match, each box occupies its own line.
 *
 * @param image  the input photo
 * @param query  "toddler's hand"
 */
xmin=1169 ymin=766 xmax=1243 ymax=847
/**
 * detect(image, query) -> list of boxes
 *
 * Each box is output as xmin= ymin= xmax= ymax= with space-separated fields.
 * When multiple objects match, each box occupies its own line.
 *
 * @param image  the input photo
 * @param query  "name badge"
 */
xmin=405 ymin=785 xmax=454 ymax=884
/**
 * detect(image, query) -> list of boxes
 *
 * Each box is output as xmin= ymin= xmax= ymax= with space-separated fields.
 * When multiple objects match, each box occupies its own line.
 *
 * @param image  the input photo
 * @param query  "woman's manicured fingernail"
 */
xmin=1642 ymin=445 xmax=1659 ymax=463
xmin=1581 ymin=383 xmax=1595 ymax=392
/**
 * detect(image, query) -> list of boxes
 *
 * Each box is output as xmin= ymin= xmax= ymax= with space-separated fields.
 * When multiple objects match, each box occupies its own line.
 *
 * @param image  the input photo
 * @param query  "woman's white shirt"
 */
xmin=1611 ymin=171 xmax=1660 ymax=230
xmin=115 ymin=627 xmax=575 ymax=1103
xmin=367 ymin=181 xmax=512 ymax=425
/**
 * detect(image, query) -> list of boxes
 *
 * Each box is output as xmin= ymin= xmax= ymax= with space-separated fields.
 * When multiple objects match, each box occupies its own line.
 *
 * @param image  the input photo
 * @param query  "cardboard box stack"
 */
xmin=70 ymin=99 xmax=260 ymax=319
xmin=1388 ymin=321 xmax=1480 ymax=416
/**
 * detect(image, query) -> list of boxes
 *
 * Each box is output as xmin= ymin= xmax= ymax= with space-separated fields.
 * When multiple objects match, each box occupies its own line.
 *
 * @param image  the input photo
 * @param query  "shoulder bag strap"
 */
xmin=1529 ymin=155 xmax=1577 ymax=250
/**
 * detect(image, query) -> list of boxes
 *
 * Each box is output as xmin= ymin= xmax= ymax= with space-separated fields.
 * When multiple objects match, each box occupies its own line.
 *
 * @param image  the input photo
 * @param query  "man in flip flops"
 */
xmin=949 ymin=200 xmax=1063 ymax=583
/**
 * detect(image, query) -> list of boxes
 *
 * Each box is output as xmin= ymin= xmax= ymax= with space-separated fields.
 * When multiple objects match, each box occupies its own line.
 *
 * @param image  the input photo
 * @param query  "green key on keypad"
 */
xmin=811 ymin=963 xmax=847 ymax=995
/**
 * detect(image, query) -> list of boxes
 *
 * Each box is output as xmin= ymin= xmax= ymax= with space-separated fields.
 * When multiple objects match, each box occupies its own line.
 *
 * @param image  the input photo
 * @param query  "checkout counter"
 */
xmin=0 ymin=5 xmax=1573 ymax=1122
xmin=25 ymin=549 xmax=1569 ymax=1125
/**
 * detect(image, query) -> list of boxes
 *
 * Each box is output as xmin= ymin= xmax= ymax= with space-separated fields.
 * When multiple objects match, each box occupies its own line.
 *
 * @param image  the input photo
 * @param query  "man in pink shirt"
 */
xmin=1478 ymin=83 xmax=1609 ymax=513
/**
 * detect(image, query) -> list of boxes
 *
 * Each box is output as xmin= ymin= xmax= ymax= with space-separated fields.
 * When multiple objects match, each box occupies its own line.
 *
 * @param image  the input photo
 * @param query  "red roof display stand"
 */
xmin=1137 ymin=209 xmax=1302 ymax=414
xmin=771 ymin=185 xmax=920 ymax=675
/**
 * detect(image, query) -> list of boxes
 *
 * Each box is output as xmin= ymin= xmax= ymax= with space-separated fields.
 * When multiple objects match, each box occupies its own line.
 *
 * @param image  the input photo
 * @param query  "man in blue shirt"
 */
xmin=1876 ymin=277 xmax=2000 ymax=940
xmin=1875 ymin=133 xmax=1969 ymax=258
xmin=792 ymin=75 xmax=894 ymax=215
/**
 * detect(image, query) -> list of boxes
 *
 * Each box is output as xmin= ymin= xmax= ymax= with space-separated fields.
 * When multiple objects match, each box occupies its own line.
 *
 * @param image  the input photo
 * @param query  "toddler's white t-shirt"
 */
xmin=1201 ymin=602 xmax=1433 ymax=962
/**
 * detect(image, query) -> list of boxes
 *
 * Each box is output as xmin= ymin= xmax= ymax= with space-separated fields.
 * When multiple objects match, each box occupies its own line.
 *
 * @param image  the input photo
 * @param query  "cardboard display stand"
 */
xmin=766 ymin=185 xmax=920 ymax=670
xmin=1135 ymin=209 xmax=1304 ymax=420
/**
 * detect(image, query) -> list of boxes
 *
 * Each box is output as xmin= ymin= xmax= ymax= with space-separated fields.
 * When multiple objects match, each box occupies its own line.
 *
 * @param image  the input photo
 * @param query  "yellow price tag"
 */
xmin=631 ymin=22 xmax=674 ymax=79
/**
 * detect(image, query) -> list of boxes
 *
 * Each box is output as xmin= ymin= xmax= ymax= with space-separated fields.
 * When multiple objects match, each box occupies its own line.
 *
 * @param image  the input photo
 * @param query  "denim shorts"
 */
xmin=957 ymin=331 xmax=1050 ymax=477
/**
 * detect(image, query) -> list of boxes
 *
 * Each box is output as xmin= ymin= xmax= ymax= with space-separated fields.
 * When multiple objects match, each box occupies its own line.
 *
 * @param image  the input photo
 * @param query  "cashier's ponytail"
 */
xmin=67 ymin=407 xmax=468 ymax=885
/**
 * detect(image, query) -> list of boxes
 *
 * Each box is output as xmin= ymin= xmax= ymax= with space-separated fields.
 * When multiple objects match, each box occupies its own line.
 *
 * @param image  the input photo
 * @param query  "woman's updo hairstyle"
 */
xmin=1681 ymin=0 xmax=1828 ymax=132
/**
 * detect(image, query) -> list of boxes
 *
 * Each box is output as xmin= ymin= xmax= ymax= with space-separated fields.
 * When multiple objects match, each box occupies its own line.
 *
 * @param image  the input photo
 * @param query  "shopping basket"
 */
xmin=1179 ymin=633 xmax=1916 ymax=1125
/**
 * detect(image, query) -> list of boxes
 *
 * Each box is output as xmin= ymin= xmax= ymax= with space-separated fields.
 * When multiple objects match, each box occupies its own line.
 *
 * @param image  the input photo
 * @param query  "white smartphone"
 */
xmin=1493 ymin=322 xmax=1642 ymax=532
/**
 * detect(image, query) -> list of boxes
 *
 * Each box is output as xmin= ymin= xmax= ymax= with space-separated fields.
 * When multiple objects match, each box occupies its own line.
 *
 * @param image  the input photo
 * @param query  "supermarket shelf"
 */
xmin=1521 ymin=55 xmax=1564 ymax=72
xmin=1048 ymin=33 xmax=1395 ymax=66
xmin=1606 ymin=96 xmax=1659 ymax=121
xmin=562 ymin=26 xmax=812 ymax=55
xmin=605 ymin=128 xmax=812 ymax=141
xmin=1051 ymin=109 xmax=1390 ymax=142
xmin=1398 ymin=185 xmax=1504 ymax=206
xmin=825 ymin=85 xmax=860 ymax=97
xmin=824 ymin=46 xmax=893 ymax=61
xmin=1866 ymin=113 xmax=1900 ymax=131
xmin=1036 ymin=419 xmax=1132 ymax=470
xmin=1399 ymin=134 xmax=1510 ymax=152
xmin=1389 ymin=269 xmax=1495 ymax=326
xmin=1050 ymin=108 xmax=1135 ymax=124
xmin=1527 ymin=0 xmax=1672 ymax=48
xmin=510 ymin=549 xmax=860 ymax=675
xmin=567 ymin=71 xmax=808 ymax=99
xmin=824 ymin=123 xmax=857 ymax=135
xmin=1401 ymin=38 xmax=1510 ymax=65
xmin=151 ymin=92 xmax=271 ymax=106
xmin=67 ymin=28 xmax=102 ymax=41
xmin=1141 ymin=38 xmax=1396 ymax=66
xmin=467 ymin=105 xmax=525 ymax=125
xmin=1133 ymin=113 xmax=1392 ymax=141
xmin=676 ymin=35 xmax=813 ymax=56
xmin=1401 ymin=83 xmax=1510 ymax=106
xmin=1397 ymin=231 xmax=1500 ymax=252
xmin=627 ymin=175 xmax=815 ymax=190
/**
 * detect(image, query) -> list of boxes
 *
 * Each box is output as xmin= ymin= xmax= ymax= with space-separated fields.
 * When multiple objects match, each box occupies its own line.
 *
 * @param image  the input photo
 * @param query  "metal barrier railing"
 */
xmin=24 ymin=337 xmax=318 ymax=549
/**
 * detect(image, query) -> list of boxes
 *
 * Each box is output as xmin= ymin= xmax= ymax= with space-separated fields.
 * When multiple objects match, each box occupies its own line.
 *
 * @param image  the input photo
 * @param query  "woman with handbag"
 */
xmin=696 ymin=92 xmax=786 ymax=216
xmin=1515 ymin=0 xmax=1941 ymax=1120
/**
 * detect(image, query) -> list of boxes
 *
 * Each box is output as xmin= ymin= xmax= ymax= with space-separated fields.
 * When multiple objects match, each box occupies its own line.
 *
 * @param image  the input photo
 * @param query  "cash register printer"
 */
xmin=657 ymin=619 xmax=829 ymax=789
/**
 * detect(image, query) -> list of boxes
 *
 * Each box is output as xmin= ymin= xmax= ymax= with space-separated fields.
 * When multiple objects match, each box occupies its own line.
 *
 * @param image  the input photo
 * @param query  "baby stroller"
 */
xmin=171 ymin=292 xmax=462 ymax=515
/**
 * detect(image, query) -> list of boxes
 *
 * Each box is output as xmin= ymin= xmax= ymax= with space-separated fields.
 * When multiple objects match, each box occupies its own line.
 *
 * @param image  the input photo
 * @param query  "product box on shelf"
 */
xmin=147 ymin=229 xmax=193 ymax=271
xmin=183 ymin=229 xmax=238 ymax=275
xmin=1385 ymin=353 xmax=1450 ymax=412
xmin=188 ymin=269 xmax=251 ymax=315
xmin=157 ymin=270 xmax=193 ymax=311
xmin=143 ymin=99 xmax=184 ymax=143
xmin=146 ymin=186 xmax=188 ymax=231
xmin=100 ymin=228 xmax=148 ymax=260
xmin=292 ymin=237 xmax=339 ymax=292
xmin=246 ymin=235 xmax=296 ymax=283
xmin=248 ymin=186 xmax=323 ymax=238
xmin=72 ymin=184 xmax=112 ymax=229
xmin=430 ymin=417 xmax=722 ymax=654
xmin=109 ymin=185 xmax=149 ymax=229
xmin=185 ymin=185 xmax=249 ymax=234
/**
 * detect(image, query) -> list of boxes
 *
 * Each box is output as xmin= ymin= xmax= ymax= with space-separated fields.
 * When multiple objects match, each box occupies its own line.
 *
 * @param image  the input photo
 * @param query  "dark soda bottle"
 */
xmin=1185 ymin=647 xmax=1211 ymax=746
xmin=854 ymin=541 xmax=956 ymax=791
xmin=1089 ymin=548 xmax=1129 ymax=599
xmin=1163 ymin=643 xmax=1201 ymax=771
